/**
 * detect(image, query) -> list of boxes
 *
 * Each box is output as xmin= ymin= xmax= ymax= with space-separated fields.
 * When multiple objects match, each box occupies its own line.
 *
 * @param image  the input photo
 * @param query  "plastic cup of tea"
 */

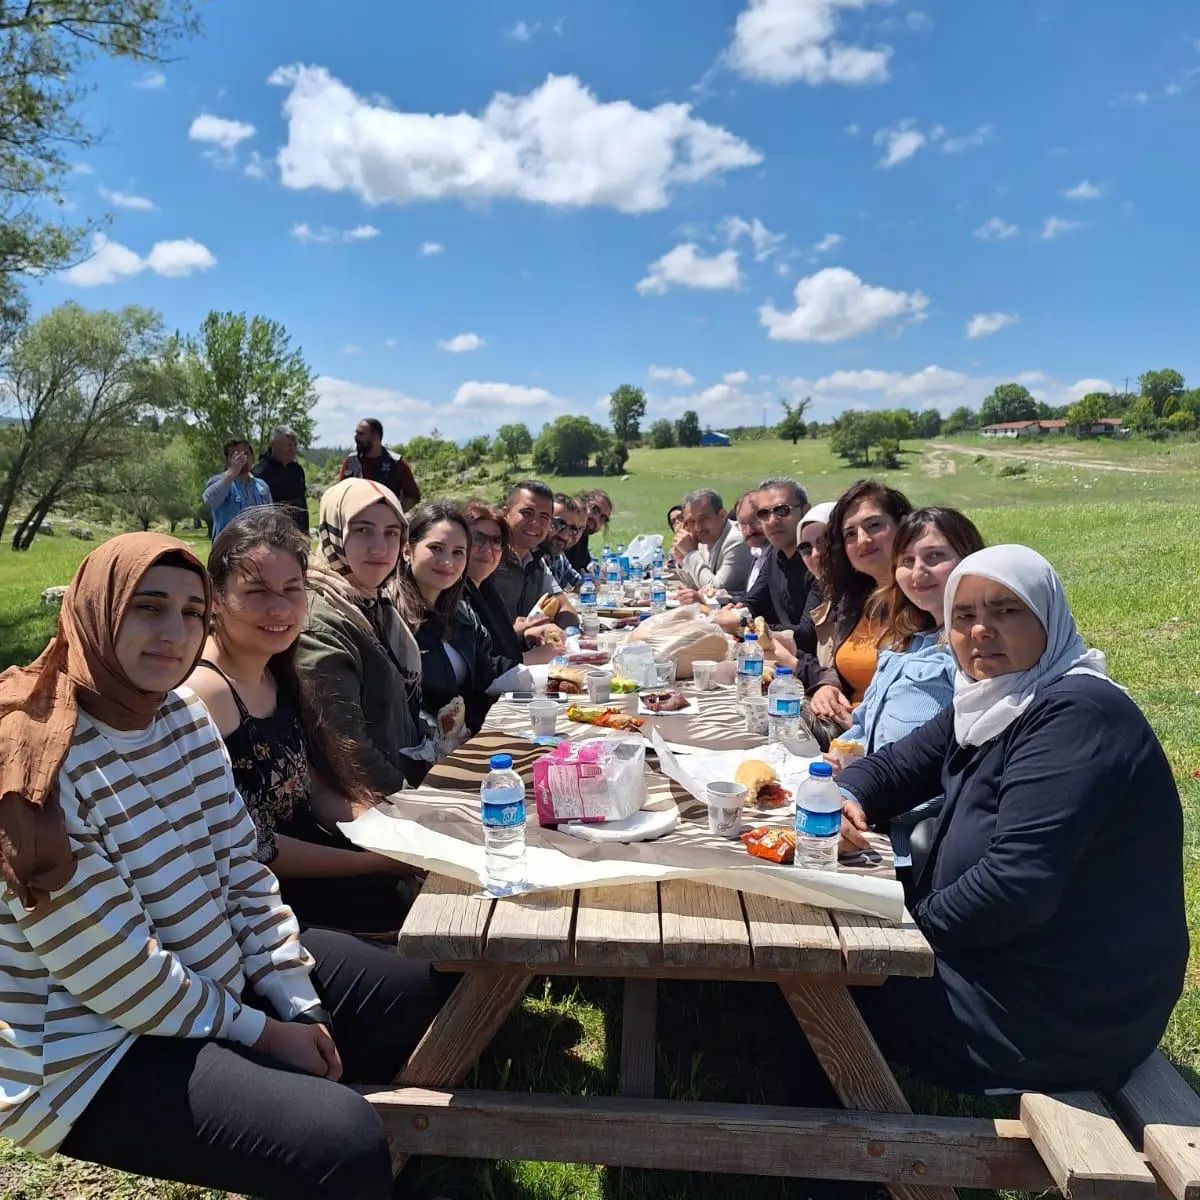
xmin=743 ymin=696 xmax=768 ymax=737
xmin=585 ymin=671 xmax=611 ymax=704
xmin=653 ymin=656 xmax=678 ymax=686
xmin=705 ymin=780 xmax=747 ymax=838
xmin=581 ymin=613 xmax=601 ymax=638
xmin=692 ymin=659 xmax=718 ymax=691
xmin=529 ymin=700 xmax=559 ymax=737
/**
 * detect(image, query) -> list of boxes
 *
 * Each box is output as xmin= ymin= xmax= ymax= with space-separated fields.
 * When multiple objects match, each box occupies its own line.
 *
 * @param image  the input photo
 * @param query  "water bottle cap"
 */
xmin=808 ymin=761 xmax=833 ymax=778
xmin=744 ymin=633 xmax=757 ymax=642
xmin=583 ymin=574 xmax=593 ymax=582
xmin=775 ymin=665 xmax=792 ymax=676
xmin=489 ymin=753 xmax=514 ymax=770
xmin=564 ymin=626 xmax=580 ymax=638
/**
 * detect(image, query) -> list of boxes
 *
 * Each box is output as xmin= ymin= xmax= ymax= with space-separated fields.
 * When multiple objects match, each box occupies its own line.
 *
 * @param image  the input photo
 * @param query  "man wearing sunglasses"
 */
xmin=543 ymin=493 xmax=587 ymax=589
xmin=492 ymin=480 xmax=579 ymax=633
xmin=566 ymin=488 xmax=613 ymax=573
xmin=674 ymin=488 xmax=752 ymax=604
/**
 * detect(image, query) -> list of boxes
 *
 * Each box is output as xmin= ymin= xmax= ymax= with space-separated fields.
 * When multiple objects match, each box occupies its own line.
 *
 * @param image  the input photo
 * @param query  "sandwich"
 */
xmin=535 ymin=593 xmax=564 ymax=620
xmin=734 ymin=759 xmax=792 ymax=810
xmin=547 ymin=664 xmax=587 ymax=696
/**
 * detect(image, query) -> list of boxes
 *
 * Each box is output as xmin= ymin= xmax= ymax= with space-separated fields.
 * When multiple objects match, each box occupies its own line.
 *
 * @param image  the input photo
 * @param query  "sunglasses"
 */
xmin=755 ymin=503 xmax=801 ymax=522
xmin=471 ymin=532 xmax=503 ymax=551
xmin=550 ymin=517 xmax=585 ymax=534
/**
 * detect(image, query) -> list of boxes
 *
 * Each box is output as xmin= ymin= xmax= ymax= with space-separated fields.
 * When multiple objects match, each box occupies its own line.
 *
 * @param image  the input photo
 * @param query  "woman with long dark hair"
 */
xmin=396 ymin=500 xmax=554 ymax=736
xmin=186 ymin=507 xmax=415 ymax=933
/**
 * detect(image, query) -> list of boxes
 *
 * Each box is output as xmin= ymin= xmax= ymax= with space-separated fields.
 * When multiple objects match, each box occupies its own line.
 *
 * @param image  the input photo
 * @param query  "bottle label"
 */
xmin=768 ymin=698 xmax=802 ymax=719
xmin=482 ymin=800 xmax=526 ymax=828
xmin=796 ymin=808 xmax=841 ymax=839
xmin=737 ymin=659 xmax=764 ymax=678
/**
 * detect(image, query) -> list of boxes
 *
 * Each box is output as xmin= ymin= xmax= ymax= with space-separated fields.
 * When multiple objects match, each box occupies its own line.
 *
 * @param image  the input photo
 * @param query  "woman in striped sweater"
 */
xmin=0 ymin=533 xmax=438 ymax=1198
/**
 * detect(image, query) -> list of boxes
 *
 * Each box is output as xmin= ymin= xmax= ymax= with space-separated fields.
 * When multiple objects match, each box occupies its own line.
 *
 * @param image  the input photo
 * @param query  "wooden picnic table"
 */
xmin=359 ymin=658 xmax=1197 ymax=1198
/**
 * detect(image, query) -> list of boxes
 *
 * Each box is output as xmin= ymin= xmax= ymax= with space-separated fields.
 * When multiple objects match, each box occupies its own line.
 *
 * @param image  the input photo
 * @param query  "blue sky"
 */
xmin=38 ymin=0 xmax=1200 ymax=445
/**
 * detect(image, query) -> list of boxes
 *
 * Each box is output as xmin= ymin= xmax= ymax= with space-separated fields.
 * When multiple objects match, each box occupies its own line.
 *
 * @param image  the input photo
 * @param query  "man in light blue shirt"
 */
xmin=202 ymin=437 xmax=273 ymax=539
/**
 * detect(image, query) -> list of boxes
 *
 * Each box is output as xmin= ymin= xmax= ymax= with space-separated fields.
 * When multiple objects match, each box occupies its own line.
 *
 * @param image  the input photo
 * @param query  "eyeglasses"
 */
xmin=550 ymin=517 xmax=585 ymax=534
xmin=471 ymin=532 xmax=503 ymax=551
xmin=797 ymin=541 xmax=818 ymax=557
xmin=755 ymin=503 xmax=801 ymax=522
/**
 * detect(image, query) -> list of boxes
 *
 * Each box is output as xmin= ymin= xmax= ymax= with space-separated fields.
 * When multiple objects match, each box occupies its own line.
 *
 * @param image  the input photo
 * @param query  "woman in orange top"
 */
xmin=808 ymin=480 xmax=913 ymax=730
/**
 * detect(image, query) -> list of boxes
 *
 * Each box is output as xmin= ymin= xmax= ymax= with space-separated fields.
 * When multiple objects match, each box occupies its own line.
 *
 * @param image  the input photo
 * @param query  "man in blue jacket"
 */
xmin=202 ymin=438 xmax=272 ymax=539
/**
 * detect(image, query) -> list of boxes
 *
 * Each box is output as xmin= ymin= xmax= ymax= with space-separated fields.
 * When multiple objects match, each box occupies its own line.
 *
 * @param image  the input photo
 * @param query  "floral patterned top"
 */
xmin=195 ymin=660 xmax=312 ymax=864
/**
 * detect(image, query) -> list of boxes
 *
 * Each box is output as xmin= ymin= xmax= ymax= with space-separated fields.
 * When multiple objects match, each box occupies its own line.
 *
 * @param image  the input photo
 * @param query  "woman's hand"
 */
xmin=524 ymin=623 xmax=564 ymax=647
xmin=513 ymin=613 xmax=551 ymax=636
xmin=840 ymin=797 xmax=871 ymax=852
xmin=256 ymin=1017 xmax=343 ymax=1080
xmin=522 ymin=643 xmax=561 ymax=665
xmin=809 ymin=684 xmax=853 ymax=725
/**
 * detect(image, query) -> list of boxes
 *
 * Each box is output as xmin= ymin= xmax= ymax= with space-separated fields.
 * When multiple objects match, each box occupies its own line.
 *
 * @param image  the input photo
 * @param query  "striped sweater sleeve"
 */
xmin=6 ymin=776 xmax=268 ymax=1048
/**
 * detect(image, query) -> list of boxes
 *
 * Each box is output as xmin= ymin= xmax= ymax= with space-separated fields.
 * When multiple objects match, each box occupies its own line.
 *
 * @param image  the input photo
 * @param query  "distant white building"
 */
xmin=980 ymin=419 xmax=1067 ymax=439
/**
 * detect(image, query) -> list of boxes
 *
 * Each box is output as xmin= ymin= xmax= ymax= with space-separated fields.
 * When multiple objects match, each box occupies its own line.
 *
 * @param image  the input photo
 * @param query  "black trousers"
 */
xmin=60 ymin=928 xmax=439 ymax=1200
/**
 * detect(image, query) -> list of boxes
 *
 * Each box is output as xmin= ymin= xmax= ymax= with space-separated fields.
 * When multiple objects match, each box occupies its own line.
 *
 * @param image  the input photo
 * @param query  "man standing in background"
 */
xmin=338 ymin=418 xmax=421 ymax=511
xmin=253 ymin=425 xmax=310 ymax=533
xmin=202 ymin=438 xmax=272 ymax=539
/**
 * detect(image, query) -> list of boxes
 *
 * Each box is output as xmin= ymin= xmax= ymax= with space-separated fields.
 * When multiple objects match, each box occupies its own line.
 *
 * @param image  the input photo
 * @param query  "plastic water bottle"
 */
xmin=794 ymin=762 xmax=841 ymax=872
xmin=736 ymin=632 xmax=764 ymax=700
xmin=767 ymin=665 xmax=803 ymax=744
xmin=649 ymin=570 xmax=667 ymax=614
xmin=652 ymin=547 xmax=664 ymax=574
xmin=579 ymin=574 xmax=598 ymax=615
xmin=604 ymin=555 xmax=622 ymax=606
xmin=481 ymin=753 xmax=527 ymax=895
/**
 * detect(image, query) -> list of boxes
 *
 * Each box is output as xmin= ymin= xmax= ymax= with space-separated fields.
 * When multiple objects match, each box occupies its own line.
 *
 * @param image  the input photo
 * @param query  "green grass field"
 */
xmin=1 ymin=435 xmax=1198 ymax=1200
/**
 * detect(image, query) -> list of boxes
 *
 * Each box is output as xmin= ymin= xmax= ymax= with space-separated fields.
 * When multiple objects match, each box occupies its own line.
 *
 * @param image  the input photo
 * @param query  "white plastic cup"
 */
xmin=529 ymin=700 xmax=558 ymax=737
xmin=581 ymin=613 xmax=601 ymax=638
xmin=692 ymin=660 xmax=718 ymax=691
xmin=743 ymin=696 xmax=768 ymax=737
xmin=653 ymin=656 xmax=678 ymax=686
xmin=705 ymin=780 xmax=747 ymax=837
xmin=585 ymin=671 xmax=611 ymax=704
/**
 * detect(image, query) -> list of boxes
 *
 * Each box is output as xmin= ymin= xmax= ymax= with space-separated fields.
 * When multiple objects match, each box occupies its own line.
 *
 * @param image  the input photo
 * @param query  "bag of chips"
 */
xmin=740 ymin=826 xmax=796 ymax=864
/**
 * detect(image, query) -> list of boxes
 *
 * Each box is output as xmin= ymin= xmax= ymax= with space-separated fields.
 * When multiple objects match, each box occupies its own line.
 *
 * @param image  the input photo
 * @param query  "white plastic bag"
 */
xmin=625 ymin=533 xmax=664 ymax=571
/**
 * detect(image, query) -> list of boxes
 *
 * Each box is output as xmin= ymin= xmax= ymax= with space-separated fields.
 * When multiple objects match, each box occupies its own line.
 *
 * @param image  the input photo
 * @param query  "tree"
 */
xmin=184 ymin=311 xmax=316 ymax=472
xmin=1066 ymin=393 xmax=1110 ymax=429
xmin=675 ymin=409 xmax=701 ymax=448
xmin=647 ymin=418 xmax=675 ymax=449
xmin=0 ymin=2 xmax=201 ymax=306
xmin=943 ymin=406 xmax=977 ymax=435
xmin=829 ymin=410 xmax=910 ymax=467
xmin=1 ymin=304 xmax=173 ymax=547
xmin=531 ymin=415 xmax=607 ymax=474
xmin=1138 ymin=369 xmax=1185 ymax=418
xmin=1164 ymin=410 xmax=1196 ymax=432
xmin=979 ymin=383 xmax=1038 ymax=426
xmin=776 ymin=397 xmax=811 ymax=444
xmin=607 ymin=384 xmax=646 ymax=444
xmin=494 ymin=422 xmax=532 ymax=466
xmin=596 ymin=438 xmax=628 ymax=476
xmin=912 ymin=408 xmax=943 ymax=438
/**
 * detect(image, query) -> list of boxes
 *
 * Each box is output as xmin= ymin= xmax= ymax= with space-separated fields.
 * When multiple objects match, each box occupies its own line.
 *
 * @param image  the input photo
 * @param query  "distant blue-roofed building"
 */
xmin=699 ymin=430 xmax=730 ymax=447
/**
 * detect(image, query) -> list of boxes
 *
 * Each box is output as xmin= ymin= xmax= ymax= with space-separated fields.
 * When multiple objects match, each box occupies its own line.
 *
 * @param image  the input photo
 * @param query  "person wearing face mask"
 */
xmin=185 ymin=508 xmax=416 ymax=934
xmin=294 ymin=478 xmax=436 ymax=792
xmin=0 ymin=533 xmax=441 ymax=1198
xmin=837 ymin=545 xmax=1187 ymax=1094
xmin=395 ymin=501 xmax=557 ymax=736
xmin=673 ymin=488 xmax=751 ymax=603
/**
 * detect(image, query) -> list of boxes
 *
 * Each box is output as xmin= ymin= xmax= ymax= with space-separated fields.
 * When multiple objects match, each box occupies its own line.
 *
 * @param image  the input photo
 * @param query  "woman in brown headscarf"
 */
xmin=0 ymin=533 xmax=438 ymax=1198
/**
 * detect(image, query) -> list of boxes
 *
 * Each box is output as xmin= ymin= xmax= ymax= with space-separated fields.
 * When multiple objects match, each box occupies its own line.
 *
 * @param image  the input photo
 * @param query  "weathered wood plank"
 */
xmin=397 ymin=873 xmax=492 ymax=962
xmin=659 ymin=879 xmax=750 ymax=969
xmin=742 ymin=892 xmax=842 ymax=973
xmin=1111 ymin=1051 xmax=1200 ymax=1200
xmin=1021 ymin=1090 xmax=1157 ymax=1199
xmin=782 ymin=981 xmax=955 ymax=1200
xmin=484 ymin=888 xmax=576 ymax=964
xmin=619 ymin=978 xmax=657 ymax=1099
xmin=833 ymin=908 xmax=934 ymax=979
xmin=361 ymin=1087 xmax=1055 ymax=1191
xmin=573 ymin=883 xmax=662 ymax=969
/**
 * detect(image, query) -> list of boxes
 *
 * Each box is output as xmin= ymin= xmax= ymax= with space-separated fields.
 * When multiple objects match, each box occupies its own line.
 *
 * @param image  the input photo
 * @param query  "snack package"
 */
xmin=828 ymin=737 xmax=865 ymax=769
xmin=740 ymin=826 xmax=797 ymax=864
xmin=532 ymin=737 xmax=647 ymax=825
xmin=565 ymin=704 xmax=645 ymax=731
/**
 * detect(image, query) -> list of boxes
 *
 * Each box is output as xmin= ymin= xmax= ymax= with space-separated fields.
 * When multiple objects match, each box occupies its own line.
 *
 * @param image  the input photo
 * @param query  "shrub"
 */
xmin=998 ymin=462 xmax=1028 ymax=477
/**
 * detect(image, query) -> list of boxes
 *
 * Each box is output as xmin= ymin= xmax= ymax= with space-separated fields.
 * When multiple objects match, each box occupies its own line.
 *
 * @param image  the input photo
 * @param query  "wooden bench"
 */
xmin=1112 ymin=1051 xmax=1200 ymax=1200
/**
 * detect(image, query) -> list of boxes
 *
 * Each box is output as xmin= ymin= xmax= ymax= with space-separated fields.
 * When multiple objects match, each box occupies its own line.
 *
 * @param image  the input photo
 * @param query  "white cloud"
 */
xmin=132 ymin=71 xmax=166 ymax=90
xmin=725 ymin=0 xmax=893 ymax=86
xmin=244 ymin=151 xmax=268 ymax=180
xmin=648 ymin=365 xmax=695 ymax=386
xmin=844 ymin=122 xmax=860 ymax=136
xmin=506 ymin=20 xmax=541 ymax=41
xmin=269 ymin=65 xmax=761 ymax=215
xmin=974 ymin=216 xmax=1019 ymax=241
xmin=98 ymin=187 xmax=156 ymax=211
xmin=1041 ymin=215 xmax=1084 ymax=240
xmin=420 ymin=241 xmax=444 ymax=256
xmin=719 ymin=215 xmax=786 ymax=261
xmin=723 ymin=369 xmax=750 ymax=385
xmin=966 ymin=311 xmax=1019 ymax=339
xmin=291 ymin=221 xmax=380 ymax=244
xmin=940 ymin=122 xmax=995 ymax=154
xmin=636 ymin=243 xmax=742 ymax=295
xmin=815 ymin=365 xmax=973 ymax=403
xmin=813 ymin=231 xmax=843 ymax=254
xmin=1063 ymin=178 xmax=1103 ymax=200
xmin=873 ymin=119 xmax=925 ymax=167
xmin=760 ymin=266 xmax=928 ymax=342
xmin=342 ymin=344 xmax=363 ymax=355
xmin=451 ymin=381 xmax=571 ymax=422
xmin=906 ymin=11 xmax=932 ymax=31
xmin=314 ymin=375 xmax=435 ymax=444
xmin=383 ymin=337 xmax=398 ymax=348
xmin=188 ymin=113 xmax=256 ymax=150
xmin=1112 ymin=90 xmax=1151 ymax=107
xmin=64 ymin=233 xmax=215 ymax=286
xmin=70 ymin=163 xmax=95 ymax=175
xmin=439 ymin=332 xmax=485 ymax=353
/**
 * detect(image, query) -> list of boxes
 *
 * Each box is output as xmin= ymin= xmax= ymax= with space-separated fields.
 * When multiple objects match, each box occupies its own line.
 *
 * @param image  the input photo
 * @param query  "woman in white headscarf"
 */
xmin=836 ymin=545 xmax=1186 ymax=1093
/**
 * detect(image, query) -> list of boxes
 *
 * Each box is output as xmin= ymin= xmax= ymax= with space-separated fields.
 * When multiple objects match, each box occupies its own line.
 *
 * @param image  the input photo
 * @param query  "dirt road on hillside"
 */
xmin=938 ymin=442 xmax=1162 ymax=474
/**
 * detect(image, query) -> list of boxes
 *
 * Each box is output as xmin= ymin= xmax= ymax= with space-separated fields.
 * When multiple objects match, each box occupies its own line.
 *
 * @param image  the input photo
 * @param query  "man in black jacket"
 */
xmin=253 ymin=426 xmax=310 ymax=533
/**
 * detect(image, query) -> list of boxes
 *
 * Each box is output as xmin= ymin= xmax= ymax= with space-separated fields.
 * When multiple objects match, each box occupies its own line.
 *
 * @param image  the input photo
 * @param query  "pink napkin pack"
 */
xmin=532 ymin=737 xmax=646 ymax=826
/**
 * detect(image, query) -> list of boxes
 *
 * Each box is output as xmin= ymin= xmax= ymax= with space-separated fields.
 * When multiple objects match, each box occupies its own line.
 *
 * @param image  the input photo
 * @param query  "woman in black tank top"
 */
xmin=186 ymin=510 xmax=417 ymax=934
